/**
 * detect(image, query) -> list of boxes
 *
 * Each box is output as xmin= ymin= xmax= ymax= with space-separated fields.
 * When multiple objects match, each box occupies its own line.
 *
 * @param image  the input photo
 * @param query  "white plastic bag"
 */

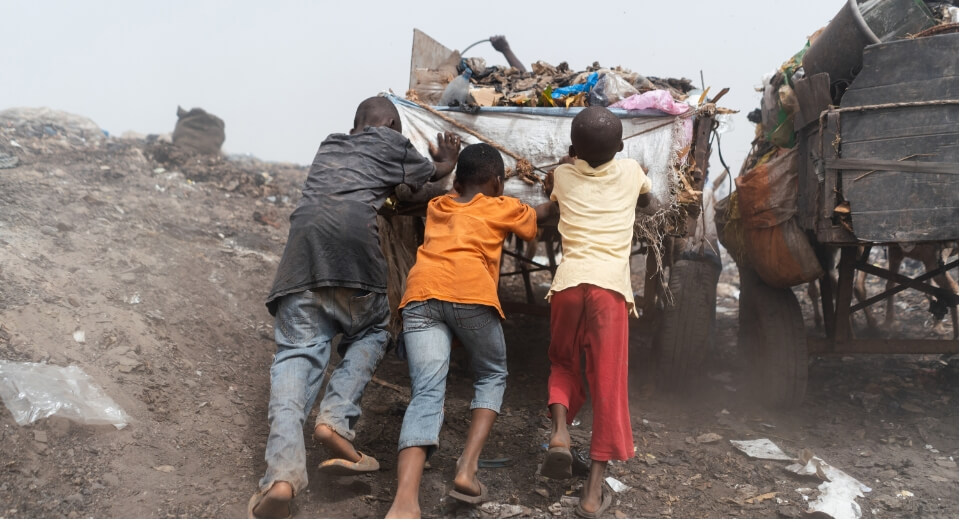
xmin=0 ymin=361 xmax=130 ymax=429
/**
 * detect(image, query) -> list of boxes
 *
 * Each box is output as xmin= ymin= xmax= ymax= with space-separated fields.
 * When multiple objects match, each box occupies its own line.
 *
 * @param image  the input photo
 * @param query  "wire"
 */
xmin=460 ymin=39 xmax=490 ymax=55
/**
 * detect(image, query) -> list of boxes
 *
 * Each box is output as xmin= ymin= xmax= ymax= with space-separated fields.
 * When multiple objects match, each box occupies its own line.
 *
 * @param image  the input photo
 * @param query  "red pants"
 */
xmin=547 ymin=284 xmax=635 ymax=462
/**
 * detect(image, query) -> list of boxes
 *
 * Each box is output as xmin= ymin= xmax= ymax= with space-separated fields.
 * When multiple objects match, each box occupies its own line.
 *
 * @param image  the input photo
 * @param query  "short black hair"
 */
xmin=353 ymin=96 xmax=401 ymax=132
xmin=571 ymin=106 xmax=622 ymax=164
xmin=455 ymin=143 xmax=504 ymax=187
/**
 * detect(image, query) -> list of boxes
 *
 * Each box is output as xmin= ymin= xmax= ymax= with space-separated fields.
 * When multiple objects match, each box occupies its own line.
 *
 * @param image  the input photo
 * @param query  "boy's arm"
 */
xmin=427 ymin=132 xmax=460 ymax=181
xmin=636 ymin=163 xmax=652 ymax=208
xmin=534 ymin=167 xmax=559 ymax=224
xmin=534 ymin=201 xmax=559 ymax=224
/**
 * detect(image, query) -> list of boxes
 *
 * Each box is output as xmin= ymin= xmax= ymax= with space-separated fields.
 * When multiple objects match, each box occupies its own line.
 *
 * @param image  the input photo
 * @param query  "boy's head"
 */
xmin=569 ymin=106 xmax=623 ymax=166
xmin=351 ymin=96 xmax=402 ymax=134
xmin=453 ymin=143 xmax=504 ymax=196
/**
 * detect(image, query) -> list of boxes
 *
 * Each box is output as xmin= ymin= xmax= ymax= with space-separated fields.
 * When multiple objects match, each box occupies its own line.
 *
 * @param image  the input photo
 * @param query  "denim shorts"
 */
xmin=396 ymin=299 xmax=508 ymax=454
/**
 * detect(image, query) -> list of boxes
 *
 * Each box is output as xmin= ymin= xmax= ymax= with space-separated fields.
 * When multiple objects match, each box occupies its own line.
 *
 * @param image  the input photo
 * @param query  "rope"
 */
xmin=822 ymin=99 xmax=958 ymax=117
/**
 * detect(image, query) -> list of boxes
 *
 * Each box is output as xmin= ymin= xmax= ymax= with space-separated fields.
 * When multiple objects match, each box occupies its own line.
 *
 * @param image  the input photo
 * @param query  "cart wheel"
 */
xmin=654 ymin=258 xmax=722 ymax=390
xmin=738 ymin=267 xmax=808 ymax=407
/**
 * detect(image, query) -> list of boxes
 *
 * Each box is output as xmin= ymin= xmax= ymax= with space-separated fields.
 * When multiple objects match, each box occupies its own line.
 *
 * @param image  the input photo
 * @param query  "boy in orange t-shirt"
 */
xmin=386 ymin=144 xmax=554 ymax=518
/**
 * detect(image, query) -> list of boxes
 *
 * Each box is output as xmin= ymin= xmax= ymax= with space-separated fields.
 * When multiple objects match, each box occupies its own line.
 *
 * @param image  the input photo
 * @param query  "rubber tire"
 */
xmin=654 ymin=258 xmax=722 ymax=391
xmin=738 ymin=267 xmax=808 ymax=407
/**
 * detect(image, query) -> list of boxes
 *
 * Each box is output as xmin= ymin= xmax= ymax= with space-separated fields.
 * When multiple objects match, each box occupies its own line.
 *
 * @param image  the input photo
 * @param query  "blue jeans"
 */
xmin=259 ymin=287 xmax=389 ymax=495
xmin=397 ymin=299 xmax=508 ymax=456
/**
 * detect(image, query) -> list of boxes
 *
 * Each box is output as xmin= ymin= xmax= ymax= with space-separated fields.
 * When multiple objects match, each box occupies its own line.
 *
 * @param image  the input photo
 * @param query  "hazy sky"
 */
xmin=2 ymin=0 xmax=845 ymax=175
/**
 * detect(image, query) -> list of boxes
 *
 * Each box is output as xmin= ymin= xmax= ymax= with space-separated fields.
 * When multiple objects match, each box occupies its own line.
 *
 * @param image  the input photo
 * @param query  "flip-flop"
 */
xmin=448 ymin=481 xmax=488 ymax=505
xmin=317 ymin=452 xmax=380 ymax=476
xmin=247 ymin=488 xmax=292 ymax=519
xmin=540 ymin=445 xmax=573 ymax=480
xmin=574 ymin=484 xmax=613 ymax=519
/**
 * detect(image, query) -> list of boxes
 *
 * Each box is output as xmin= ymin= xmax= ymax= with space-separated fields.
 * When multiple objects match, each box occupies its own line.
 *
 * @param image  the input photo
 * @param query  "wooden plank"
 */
xmin=842 ymin=76 xmax=959 ymax=106
xmin=796 ymin=125 xmax=819 ymax=231
xmin=833 ymin=246 xmax=857 ymax=342
xmin=409 ymin=29 xmax=454 ymax=90
xmin=843 ymin=33 xmax=959 ymax=93
xmin=838 ymin=105 xmax=959 ymax=143
xmin=829 ymin=102 xmax=959 ymax=242
xmin=842 ymin=134 xmax=958 ymax=162
xmin=827 ymin=158 xmax=958 ymax=174
xmin=820 ymin=112 xmax=841 ymax=221
xmin=793 ymin=73 xmax=832 ymax=130
xmin=846 ymin=207 xmax=959 ymax=242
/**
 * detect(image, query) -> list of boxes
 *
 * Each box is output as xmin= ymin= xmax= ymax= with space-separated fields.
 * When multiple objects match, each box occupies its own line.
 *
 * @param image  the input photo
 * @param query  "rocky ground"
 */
xmin=0 ymin=109 xmax=956 ymax=519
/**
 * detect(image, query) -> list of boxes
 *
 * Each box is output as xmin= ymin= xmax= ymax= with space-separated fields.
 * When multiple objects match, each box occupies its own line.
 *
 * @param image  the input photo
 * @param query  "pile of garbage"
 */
xmin=0 ymin=107 xmax=305 ymax=203
xmin=411 ymin=56 xmax=695 ymax=109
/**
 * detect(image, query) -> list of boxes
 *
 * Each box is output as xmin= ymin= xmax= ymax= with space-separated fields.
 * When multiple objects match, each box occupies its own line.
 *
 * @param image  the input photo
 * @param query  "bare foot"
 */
xmin=313 ymin=424 xmax=361 ymax=462
xmin=548 ymin=403 xmax=571 ymax=450
xmin=385 ymin=500 xmax=421 ymax=519
xmin=453 ymin=459 xmax=481 ymax=496
xmin=252 ymin=481 xmax=292 ymax=518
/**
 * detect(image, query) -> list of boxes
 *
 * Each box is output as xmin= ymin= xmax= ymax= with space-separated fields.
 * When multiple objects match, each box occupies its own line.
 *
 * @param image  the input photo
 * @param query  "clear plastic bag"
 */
xmin=0 ymin=361 xmax=131 ymax=429
xmin=588 ymin=73 xmax=640 ymax=107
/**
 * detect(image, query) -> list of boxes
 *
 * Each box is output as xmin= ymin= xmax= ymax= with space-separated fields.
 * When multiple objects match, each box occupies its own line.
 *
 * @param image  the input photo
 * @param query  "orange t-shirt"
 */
xmin=399 ymin=193 xmax=538 ymax=318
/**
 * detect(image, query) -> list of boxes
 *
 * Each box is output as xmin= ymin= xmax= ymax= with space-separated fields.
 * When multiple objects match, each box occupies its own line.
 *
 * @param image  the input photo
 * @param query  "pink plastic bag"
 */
xmin=609 ymin=90 xmax=691 ymax=115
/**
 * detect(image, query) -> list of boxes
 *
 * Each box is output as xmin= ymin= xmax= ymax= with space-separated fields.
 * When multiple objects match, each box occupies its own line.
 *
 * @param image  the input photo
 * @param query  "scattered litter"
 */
xmin=72 ymin=330 xmax=86 ymax=343
xmin=571 ymin=418 xmax=581 ymax=427
xmin=744 ymin=491 xmax=777 ymax=504
xmin=605 ymin=476 xmax=631 ymax=493
xmin=478 ymin=457 xmax=511 ymax=468
xmin=0 ymin=361 xmax=130 ymax=428
xmin=547 ymin=502 xmax=563 ymax=516
xmin=707 ymin=371 xmax=733 ymax=383
xmin=924 ymin=444 xmax=939 ymax=453
xmin=534 ymin=487 xmax=550 ymax=498
xmin=33 ymin=430 xmax=48 ymax=443
xmin=718 ymin=409 xmax=730 ymax=415
xmin=730 ymin=439 xmax=794 ymax=461
xmin=896 ymin=490 xmax=914 ymax=499
xmin=760 ymin=423 xmax=776 ymax=429
xmin=498 ymin=504 xmax=528 ymax=518
xmin=696 ymin=432 xmax=723 ymax=444
xmin=127 ymin=293 xmax=141 ymax=305
xmin=153 ymin=465 xmax=175 ymax=473
xmin=560 ymin=495 xmax=579 ymax=507
xmin=153 ymin=167 xmax=166 ymax=174
xmin=0 ymin=151 xmax=19 ymax=169
xmin=786 ymin=450 xmax=871 ymax=519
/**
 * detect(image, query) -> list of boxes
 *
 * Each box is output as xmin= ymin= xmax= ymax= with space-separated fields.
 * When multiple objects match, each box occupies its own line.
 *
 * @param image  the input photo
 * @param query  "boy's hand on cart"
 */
xmin=542 ymin=169 xmax=555 ymax=196
xmin=429 ymin=131 xmax=461 ymax=180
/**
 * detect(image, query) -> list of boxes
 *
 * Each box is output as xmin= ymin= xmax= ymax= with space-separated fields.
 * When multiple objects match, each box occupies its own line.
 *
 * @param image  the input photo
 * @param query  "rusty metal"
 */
xmin=851 ymin=258 xmax=959 ymax=310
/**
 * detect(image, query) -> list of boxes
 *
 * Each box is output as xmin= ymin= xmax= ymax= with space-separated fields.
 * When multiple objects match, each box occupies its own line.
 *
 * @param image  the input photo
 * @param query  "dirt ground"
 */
xmin=0 ymin=112 xmax=957 ymax=519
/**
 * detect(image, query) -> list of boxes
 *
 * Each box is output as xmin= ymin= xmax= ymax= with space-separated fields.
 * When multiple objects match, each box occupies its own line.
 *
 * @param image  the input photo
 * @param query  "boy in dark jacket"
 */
xmin=249 ymin=96 xmax=460 ymax=518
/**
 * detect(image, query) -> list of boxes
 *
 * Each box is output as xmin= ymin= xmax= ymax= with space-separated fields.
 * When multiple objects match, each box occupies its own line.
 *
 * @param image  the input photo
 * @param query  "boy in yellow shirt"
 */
xmin=540 ymin=106 xmax=651 ymax=518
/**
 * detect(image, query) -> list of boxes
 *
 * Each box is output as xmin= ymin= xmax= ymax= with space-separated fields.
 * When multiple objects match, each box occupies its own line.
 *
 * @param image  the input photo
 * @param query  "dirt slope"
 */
xmin=0 ymin=110 xmax=956 ymax=519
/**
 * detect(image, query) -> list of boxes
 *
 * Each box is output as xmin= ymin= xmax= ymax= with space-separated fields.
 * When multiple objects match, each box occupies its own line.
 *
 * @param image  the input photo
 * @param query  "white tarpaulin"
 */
xmin=389 ymin=94 xmax=694 ymax=215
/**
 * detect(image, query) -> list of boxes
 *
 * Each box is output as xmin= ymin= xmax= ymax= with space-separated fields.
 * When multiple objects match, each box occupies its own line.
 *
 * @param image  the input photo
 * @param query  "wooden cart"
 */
xmin=389 ymin=30 xmax=724 ymax=390
xmin=737 ymin=32 xmax=959 ymax=407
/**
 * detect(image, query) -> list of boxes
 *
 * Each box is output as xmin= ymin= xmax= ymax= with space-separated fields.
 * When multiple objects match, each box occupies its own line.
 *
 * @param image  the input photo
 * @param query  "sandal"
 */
xmin=574 ymin=484 xmax=613 ymax=519
xmin=318 ymin=451 xmax=380 ymax=476
xmin=540 ymin=445 xmax=573 ymax=480
xmin=449 ymin=481 xmax=488 ymax=505
xmin=247 ymin=488 xmax=292 ymax=519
